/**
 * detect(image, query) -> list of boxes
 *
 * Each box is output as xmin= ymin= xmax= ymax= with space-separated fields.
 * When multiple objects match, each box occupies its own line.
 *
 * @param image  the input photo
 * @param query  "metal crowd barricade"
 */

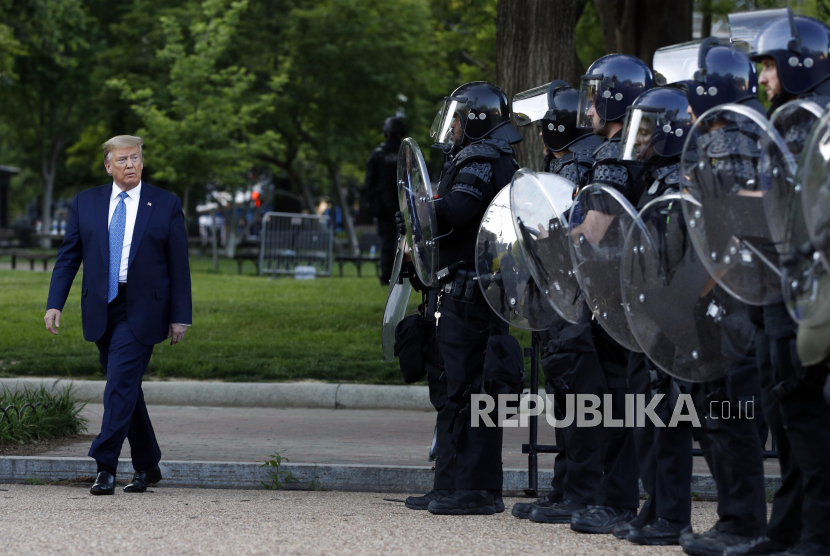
xmin=259 ymin=212 xmax=333 ymax=277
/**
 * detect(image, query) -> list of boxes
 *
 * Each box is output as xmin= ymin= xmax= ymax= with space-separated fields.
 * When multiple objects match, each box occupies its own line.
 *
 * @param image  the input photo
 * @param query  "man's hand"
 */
xmin=44 ymin=309 xmax=62 ymax=336
xmin=168 ymin=323 xmax=188 ymax=345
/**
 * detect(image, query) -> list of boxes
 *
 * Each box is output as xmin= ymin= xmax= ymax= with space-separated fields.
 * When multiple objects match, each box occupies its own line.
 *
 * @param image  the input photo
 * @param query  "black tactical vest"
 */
xmin=435 ymin=138 xmax=519 ymax=270
xmin=547 ymin=134 xmax=604 ymax=187
xmin=636 ymin=161 xmax=681 ymax=210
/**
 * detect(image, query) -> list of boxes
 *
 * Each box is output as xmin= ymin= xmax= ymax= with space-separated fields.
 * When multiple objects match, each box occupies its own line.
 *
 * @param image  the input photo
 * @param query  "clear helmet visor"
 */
xmin=576 ymin=78 xmax=600 ymax=129
xmin=653 ymin=40 xmax=700 ymax=84
xmin=620 ymin=108 xmax=668 ymax=162
xmin=728 ymin=8 xmax=791 ymax=52
xmin=433 ymin=97 xmax=469 ymax=149
xmin=512 ymin=83 xmax=551 ymax=126
xmin=429 ymin=107 xmax=444 ymax=139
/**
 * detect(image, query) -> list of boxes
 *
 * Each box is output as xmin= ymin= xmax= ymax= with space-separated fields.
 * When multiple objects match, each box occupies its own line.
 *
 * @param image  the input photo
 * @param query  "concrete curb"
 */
xmin=0 ymin=378 xmax=433 ymax=411
xmin=0 ymin=456 xmax=781 ymax=499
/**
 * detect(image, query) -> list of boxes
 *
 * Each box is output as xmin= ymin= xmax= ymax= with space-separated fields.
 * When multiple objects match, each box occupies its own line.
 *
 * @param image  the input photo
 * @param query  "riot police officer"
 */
xmin=564 ymin=54 xmax=654 ymax=535
xmin=654 ymin=38 xmax=770 ymax=556
xmin=610 ymin=85 xmax=696 ymax=545
xmin=509 ymin=81 xmax=605 ymax=524
xmin=726 ymin=13 xmax=830 ymax=556
xmin=365 ymin=116 xmax=407 ymax=285
xmin=403 ymin=81 xmax=523 ymax=516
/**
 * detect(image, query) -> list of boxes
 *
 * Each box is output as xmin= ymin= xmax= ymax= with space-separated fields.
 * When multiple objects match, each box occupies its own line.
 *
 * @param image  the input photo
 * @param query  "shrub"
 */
xmin=0 ymin=385 xmax=87 ymax=445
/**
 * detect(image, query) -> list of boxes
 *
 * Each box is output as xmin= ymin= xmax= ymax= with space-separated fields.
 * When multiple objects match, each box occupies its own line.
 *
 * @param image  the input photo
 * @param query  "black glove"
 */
xmin=400 ymin=261 xmax=425 ymax=292
xmin=395 ymin=211 xmax=406 ymax=236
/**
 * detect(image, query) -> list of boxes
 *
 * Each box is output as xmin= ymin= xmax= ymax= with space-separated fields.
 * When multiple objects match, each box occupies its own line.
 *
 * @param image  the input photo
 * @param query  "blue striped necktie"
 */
xmin=108 ymin=191 xmax=128 ymax=303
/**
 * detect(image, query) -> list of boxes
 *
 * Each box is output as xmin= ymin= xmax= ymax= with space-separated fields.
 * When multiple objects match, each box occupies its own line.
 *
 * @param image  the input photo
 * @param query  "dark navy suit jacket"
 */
xmin=46 ymin=182 xmax=192 ymax=346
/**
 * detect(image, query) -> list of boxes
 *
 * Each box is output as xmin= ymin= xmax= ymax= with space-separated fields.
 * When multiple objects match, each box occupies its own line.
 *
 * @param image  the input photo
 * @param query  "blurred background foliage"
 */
xmin=1 ymin=0 xmax=829 ymax=239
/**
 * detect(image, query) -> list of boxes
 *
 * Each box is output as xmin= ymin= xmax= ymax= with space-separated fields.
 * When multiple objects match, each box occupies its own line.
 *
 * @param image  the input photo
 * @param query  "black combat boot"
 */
xmin=427 ymin=490 xmax=496 ymax=515
xmin=628 ymin=518 xmax=691 ymax=546
xmin=570 ymin=505 xmax=637 ymax=534
xmin=404 ymin=489 xmax=453 ymax=510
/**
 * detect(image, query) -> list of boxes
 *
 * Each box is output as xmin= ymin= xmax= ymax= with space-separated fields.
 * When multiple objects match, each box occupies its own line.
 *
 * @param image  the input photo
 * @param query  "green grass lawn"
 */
xmin=0 ymin=256 xmax=531 ymax=383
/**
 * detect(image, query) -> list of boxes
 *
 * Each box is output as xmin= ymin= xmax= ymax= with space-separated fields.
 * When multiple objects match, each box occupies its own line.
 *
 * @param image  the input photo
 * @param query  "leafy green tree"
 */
xmin=109 ymin=0 xmax=276 ymax=254
xmin=0 ymin=0 xmax=93 ymax=243
xmin=268 ymin=0 xmax=443 ymax=252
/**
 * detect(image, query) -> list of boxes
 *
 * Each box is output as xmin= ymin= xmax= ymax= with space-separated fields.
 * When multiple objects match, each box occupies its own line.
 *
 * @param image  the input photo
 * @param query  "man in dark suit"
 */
xmin=43 ymin=135 xmax=192 ymax=496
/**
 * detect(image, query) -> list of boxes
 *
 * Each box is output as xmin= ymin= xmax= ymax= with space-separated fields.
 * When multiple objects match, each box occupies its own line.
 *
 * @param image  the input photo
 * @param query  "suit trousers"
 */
xmin=88 ymin=289 xmax=160 ymax=471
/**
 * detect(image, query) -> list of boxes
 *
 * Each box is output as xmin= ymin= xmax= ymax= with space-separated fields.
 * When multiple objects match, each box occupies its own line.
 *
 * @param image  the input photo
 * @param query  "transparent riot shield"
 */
xmin=569 ymin=184 xmax=643 ymax=352
xmin=760 ymin=100 xmax=830 ymax=325
xmin=728 ymin=8 xmax=791 ymax=51
xmin=652 ymin=40 xmax=700 ymax=84
xmin=782 ymin=177 xmax=830 ymax=325
xmin=382 ymin=236 xmax=413 ymax=361
xmin=476 ymin=186 xmax=563 ymax=331
xmin=398 ymin=138 xmax=438 ymax=287
xmin=510 ymin=169 xmax=581 ymax=323
xmin=798 ymin=109 xmax=830 ymax=271
xmin=622 ymin=194 xmax=755 ymax=381
xmin=680 ymin=103 xmax=783 ymax=306
xmin=761 ymin=100 xmax=822 ymax=250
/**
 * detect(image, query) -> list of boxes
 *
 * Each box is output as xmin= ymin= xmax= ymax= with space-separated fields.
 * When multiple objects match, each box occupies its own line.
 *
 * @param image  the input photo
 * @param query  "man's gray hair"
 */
xmin=102 ymin=135 xmax=144 ymax=163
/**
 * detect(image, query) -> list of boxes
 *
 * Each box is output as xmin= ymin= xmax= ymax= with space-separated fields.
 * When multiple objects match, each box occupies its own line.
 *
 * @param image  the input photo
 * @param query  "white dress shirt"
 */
xmin=107 ymin=181 xmax=141 ymax=283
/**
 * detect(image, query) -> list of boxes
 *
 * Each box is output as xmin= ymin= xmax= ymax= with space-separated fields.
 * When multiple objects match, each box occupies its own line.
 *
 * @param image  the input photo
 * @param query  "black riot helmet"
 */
xmin=577 ymin=54 xmax=654 ymax=129
xmin=432 ymin=81 xmax=521 ymax=151
xmin=686 ymin=39 xmax=760 ymax=117
xmin=383 ymin=116 xmax=407 ymax=138
xmin=749 ymin=12 xmax=830 ymax=96
xmin=619 ymin=87 xmax=693 ymax=162
xmin=543 ymin=86 xmax=597 ymax=151
xmin=512 ymin=80 xmax=594 ymax=152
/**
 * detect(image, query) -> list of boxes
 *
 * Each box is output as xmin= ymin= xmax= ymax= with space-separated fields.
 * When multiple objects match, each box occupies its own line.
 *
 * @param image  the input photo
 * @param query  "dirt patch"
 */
xmin=0 ymin=434 xmax=95 ymax=457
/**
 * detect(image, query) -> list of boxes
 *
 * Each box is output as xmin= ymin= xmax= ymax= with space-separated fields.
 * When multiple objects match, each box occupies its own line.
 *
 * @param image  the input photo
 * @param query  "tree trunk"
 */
xmin=211 ymin=210 xmax=219 ymax=271
xmin=40 ymin=144 xmax=59 ymax=249
xmin=288 ymin=163 xmax=316 ymax=213
xmin=328 ymin=164 xmax=359 ymax=255
xmin=592 ymin=0 xmax=693 ymax=66
xmin=496 ymin=0 xmax=588 ymax=171
xmin=226 ymin=191 xmax=238 ymax=258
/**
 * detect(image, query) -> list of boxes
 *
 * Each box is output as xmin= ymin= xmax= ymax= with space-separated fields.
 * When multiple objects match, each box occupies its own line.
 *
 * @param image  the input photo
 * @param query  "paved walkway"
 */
xmin=28 ymin=404 xmax=780 ymax=476
xmin=0 ymin=484 xmax=725 ymax=556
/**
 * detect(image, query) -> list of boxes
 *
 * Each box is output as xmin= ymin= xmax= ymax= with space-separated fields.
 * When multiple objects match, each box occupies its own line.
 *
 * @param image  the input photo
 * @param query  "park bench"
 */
xmin=0 ymin=248 xmax=59 ymax=271
xmin=0 ymin=228 xmax=15 ymax=247
xmin=334 ymin=233 xmax=381 ymax=278
xmin=233 ymin=241 xmax=261 ymax=275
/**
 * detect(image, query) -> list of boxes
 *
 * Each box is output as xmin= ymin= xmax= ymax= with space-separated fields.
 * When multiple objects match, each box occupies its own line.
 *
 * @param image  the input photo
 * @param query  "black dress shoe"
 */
xmin=681 ymin=528 xmax=759 ymax=556
xmin=628 ymin=518 xmax=691 ymax=546
xmin=124 ymin=466 xmax=162 ymax=493
xmin=427 ymin=489 xmax=496 ymax=515
xmin=570 ymin=505 xmax=637 ymax=534
xmin=528 ymin=499 xmax=587 ymax=524
xmin=725 ymin=536 xmax=793 ymax=556
xmin=512 ymin=490 xmax=557 ymax=519
xmin=494 ymin=495 xmax=505 ymax=514
xmin=90 ymin=471 xmax=116 ymax=496
xmin=404 ymin=489 xmax=453 ymax=510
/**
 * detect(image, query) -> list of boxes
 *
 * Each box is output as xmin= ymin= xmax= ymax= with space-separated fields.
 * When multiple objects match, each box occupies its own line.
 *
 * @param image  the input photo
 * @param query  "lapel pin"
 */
xmin=147 ymin=202 xmax=152 ymax=206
